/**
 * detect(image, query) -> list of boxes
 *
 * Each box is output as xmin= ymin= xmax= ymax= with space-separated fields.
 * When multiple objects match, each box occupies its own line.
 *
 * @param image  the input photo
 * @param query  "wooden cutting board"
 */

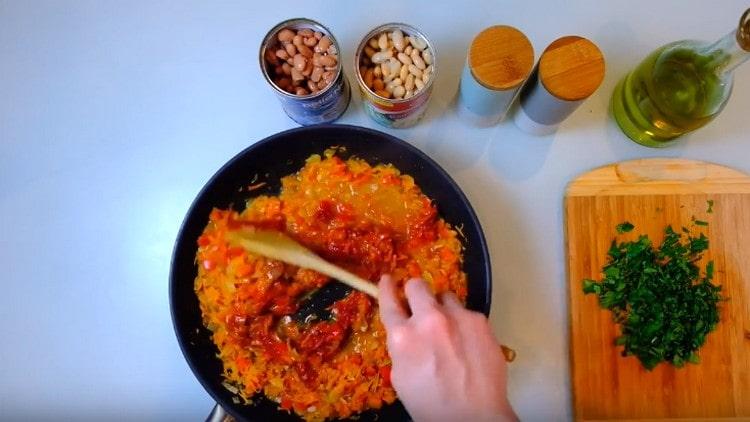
xmin=565 ymin=159 xmax=750 ymax=420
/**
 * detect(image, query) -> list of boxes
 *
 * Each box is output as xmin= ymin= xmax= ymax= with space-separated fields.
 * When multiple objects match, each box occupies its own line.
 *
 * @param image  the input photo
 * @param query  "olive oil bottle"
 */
xmin=613 ymin=9 xmax=750 ymax=147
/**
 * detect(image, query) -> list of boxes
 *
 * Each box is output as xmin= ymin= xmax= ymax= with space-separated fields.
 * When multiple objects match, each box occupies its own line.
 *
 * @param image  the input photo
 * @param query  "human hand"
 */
xmin=378 ymin=275 xmax=517 ymax=422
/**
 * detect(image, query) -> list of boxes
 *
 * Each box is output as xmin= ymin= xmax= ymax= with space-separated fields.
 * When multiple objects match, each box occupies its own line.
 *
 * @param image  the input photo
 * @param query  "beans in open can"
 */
xmin=354 ymin=23 xmax=436 ymax=128
xmin=260 ymin=18 xmax=350 ymax=126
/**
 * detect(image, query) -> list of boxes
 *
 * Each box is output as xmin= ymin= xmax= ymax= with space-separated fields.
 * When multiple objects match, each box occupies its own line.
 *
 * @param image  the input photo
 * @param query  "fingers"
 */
xmin=439 ymin=291 xmax=465 ymax=313
xmin=381 ymin=276 xmax=462 ymax=324
xmin=403 ymin=278 xmax=438 ymax=315
xmin=378 ymin=274 xmax=407 ymax=328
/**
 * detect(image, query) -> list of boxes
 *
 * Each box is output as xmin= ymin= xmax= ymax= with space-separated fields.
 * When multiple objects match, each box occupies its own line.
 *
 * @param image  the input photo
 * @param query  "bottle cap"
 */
xmin=539 ymin=36 xmax=605 ymax=101
xmin=469 ymin=26 xmax=534 ymax=91
xmin=739 ymin=8 xmax=750 ymax=52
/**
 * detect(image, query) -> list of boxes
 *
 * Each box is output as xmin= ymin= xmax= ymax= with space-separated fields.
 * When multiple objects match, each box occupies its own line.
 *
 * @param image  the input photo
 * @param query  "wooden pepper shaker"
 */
xmin=457 ymin=26 xmax=535 ymax=126
xmin=513 ymin=36 xmax=605 ymax=135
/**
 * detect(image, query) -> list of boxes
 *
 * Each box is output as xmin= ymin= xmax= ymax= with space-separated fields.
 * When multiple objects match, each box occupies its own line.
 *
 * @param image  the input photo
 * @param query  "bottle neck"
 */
xmin=703 ymin=29 xmax=750 ymax=75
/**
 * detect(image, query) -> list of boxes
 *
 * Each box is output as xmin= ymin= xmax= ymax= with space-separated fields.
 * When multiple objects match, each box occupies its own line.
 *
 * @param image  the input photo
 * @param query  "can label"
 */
xmin=359 ymin=83 xmax=432 ymax=128
xmin=276 ymin=73 xmax=351 ymax=126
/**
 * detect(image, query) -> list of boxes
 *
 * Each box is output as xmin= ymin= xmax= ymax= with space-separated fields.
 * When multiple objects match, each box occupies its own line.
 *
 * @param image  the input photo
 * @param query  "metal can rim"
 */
xmin=354 ymin=22 xmax=437 ymax=104
xmin=259 ymin=18 xmax=343 ymax=99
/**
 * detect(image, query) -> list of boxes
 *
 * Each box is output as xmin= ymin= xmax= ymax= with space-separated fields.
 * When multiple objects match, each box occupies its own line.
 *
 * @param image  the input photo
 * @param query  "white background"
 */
xmin=1 ymin=1 xmax=748 ymax=420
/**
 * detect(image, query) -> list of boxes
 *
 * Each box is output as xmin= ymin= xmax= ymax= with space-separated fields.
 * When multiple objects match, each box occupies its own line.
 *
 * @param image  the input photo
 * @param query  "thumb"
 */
xmin=378 ymin=275 xmax=407 ymax=329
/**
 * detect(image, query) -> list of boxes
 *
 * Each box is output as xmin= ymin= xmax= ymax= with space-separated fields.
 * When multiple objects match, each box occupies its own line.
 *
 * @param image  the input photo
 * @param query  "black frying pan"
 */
xmin=170 ymin=124 xmax=491 ymax=421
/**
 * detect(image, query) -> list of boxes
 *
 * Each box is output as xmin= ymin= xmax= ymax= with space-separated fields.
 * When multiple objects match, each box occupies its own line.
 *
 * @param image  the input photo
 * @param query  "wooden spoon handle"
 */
xmin=227 ymin=229 xmax=379 ymax=298
xmin=227 ymin=229 xmax=517 ymax=363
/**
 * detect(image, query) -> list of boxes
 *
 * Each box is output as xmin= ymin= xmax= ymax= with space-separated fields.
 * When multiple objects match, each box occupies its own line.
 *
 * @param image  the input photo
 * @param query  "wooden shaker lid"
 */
xmin=539 ymin=36 xmax=605 ymax=101
xmin=469 ymin=25 xmax=534 ymax=91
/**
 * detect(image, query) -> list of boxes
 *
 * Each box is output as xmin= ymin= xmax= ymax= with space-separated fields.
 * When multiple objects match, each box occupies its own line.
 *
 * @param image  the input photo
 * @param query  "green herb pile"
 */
xmin=583 ymin=222 xmax=723 ymax=370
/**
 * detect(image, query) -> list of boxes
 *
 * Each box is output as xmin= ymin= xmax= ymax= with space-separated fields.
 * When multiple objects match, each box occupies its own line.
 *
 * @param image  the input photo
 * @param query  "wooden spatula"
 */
xmin=226 ymin=228 xmax=516 ymax=363
xmin=226 ymin=229 xmax=379 ymax=298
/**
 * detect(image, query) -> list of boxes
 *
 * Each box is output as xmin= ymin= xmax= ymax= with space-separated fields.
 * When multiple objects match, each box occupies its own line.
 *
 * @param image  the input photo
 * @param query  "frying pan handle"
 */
xmin=206 ymin=404 xmax=232 ymax=422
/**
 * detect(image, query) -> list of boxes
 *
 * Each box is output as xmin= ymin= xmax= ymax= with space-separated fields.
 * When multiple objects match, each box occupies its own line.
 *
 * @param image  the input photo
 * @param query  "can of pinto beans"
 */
xmin=260 ymin=18 xmax=350 ymax=126
xmin=354 ymin=23 xmax=436 ymax=128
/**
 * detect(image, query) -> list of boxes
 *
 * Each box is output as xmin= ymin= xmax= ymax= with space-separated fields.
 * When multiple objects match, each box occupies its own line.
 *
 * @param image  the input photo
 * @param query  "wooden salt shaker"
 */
xmin=513 ymin=36 xmax=605 ymax=135
xmin=457 ymin=26 xmax=534 ymax=126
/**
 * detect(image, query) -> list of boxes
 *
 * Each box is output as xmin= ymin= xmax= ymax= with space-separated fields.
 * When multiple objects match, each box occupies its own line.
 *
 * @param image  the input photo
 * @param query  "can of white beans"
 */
xmin=260 ymin=18 xmax=350 ymax=126
xmin=354 ymin=23 xmax=436 ymax=128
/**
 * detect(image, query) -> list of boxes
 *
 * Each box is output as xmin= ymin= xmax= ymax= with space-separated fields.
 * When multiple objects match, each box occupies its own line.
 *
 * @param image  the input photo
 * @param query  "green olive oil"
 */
xmin=613 ymin=10 xmax=750 ymax=147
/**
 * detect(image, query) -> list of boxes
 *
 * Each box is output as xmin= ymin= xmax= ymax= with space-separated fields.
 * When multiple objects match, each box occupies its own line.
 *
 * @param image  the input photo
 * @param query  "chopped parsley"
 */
xmin=583 ymin=223 xmax=723 ymax=370
xmin=706 ymin=200 xmax=714 ymax=214
xmin=616 ymin=222 xmax=634 ymax=234
xmin=691 ymin=215 xmax=709 ymax=226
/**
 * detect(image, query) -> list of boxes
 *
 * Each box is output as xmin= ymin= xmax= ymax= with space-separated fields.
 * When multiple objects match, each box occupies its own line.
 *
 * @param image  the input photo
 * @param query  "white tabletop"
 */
xmin=2 ymin=1 xmax=748 ymax=420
